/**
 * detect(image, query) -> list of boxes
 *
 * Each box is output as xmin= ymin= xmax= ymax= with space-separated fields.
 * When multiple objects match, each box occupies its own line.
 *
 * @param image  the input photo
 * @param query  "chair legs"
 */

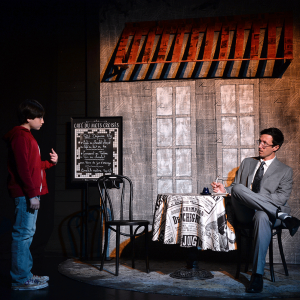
xmin=130 ymin=225 xmax=135 ymax=269
xmin=100 ymin=225 xmax=109 ymax=271
xmin=101 ymin=225 xmax=122 ymax=276
xmin=269 ymin=228 xmax=289 ymax=282
xmin=133 ymin=225 xmax=150 ymax=273
xmin=236 ymin=227 xmax=289 ymax=282
xmin=276 ymin=228 xmax=289 ymax=276
xmin=101 ymin=224 xmax=150 ymax=276
xmin=145 ymin=224 xmax=150 ymax=273
xmin=115 ymin=225 xmax=120 ymax=276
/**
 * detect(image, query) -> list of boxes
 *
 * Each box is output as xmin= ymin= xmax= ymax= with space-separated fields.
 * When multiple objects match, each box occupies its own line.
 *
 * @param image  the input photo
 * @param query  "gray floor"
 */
xmin=58 ymin=257 xmax=300 ymax=299
xmin=1 ymin=255 xmax=300 ymax=300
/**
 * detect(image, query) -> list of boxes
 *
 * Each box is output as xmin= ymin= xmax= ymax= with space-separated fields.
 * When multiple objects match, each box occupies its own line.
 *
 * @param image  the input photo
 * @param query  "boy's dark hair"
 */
xmin=260 ymin=127 xmax=284 ymax=148
xmin=17 ymin=99 xmax=45 ymax=124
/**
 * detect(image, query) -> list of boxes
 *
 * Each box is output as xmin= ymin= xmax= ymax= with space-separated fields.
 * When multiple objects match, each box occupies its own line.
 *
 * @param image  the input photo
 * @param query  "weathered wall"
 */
xmin=37 ymin=0 xmax=300 ymax=261
xmin=99 ymin=0 xmax=300 ymax=263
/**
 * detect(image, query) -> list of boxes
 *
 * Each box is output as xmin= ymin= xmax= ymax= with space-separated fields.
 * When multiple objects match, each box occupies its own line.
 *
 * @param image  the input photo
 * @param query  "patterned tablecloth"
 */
xmin=152 ymin=194 xmax=236 ymax=251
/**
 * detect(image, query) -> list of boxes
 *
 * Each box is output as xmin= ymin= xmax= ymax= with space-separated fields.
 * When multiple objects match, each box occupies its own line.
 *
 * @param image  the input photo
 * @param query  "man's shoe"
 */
xmin=32 ymin=275 xmax=49 ymax=283
xmin=246 ymin=273 xmax=263 ymax=293
xmin=283 ymin=217 xmax=300 ymax=237
xmin=12 ymin=278 xmax=48 ymax=290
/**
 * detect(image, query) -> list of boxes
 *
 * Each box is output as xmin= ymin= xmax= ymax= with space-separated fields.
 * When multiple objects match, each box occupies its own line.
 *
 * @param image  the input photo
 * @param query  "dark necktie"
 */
xmin=252 ymin=161 xmax=265 ymax=193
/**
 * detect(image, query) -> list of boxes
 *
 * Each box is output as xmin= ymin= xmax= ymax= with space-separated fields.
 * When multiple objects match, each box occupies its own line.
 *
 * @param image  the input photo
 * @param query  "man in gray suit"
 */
xmin=211 ymin=128 xmax=300 ymax=293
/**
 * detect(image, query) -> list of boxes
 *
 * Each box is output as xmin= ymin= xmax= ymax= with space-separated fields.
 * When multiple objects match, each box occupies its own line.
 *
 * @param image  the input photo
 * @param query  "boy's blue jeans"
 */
xmin=11 ymin=196 xmax=39 ymax=286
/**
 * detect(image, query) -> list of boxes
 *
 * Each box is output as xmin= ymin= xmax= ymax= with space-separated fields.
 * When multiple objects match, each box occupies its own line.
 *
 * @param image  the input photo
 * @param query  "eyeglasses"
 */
xmin=257 ymin=140 xmax=273 ymax=148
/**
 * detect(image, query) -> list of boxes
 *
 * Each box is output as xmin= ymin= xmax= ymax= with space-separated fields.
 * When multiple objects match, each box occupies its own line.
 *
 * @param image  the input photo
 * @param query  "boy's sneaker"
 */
xmin=12 ymin=278 xmax=48 ymax=290
xmin=32 ymin=275 xmax=49 ymax=283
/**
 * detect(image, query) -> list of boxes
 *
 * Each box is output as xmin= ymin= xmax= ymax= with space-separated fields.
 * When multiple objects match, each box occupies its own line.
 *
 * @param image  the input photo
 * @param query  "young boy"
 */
xmin=4 ymin=99 xmax=58 ymax=290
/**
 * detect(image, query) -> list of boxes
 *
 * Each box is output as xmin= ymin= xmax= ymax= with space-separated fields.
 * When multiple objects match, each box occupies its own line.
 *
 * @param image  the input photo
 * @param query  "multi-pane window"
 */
xmin=152 ymin=83 xmax=196 ymax=197
xmin=216 ymin=80 xmax=259 ymax=186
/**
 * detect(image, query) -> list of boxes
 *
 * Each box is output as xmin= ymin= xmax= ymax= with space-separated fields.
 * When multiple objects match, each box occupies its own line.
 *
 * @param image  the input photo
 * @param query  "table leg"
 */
xmin=169 ymin=247 xmax=214 ymax=280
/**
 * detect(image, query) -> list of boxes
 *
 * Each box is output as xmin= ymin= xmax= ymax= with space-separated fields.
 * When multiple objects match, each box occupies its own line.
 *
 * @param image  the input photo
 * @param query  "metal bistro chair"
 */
xmin=97 ymin=174 xmax=150 ymax=276
xmin=235 ymin=222 xmax=289 ymax=282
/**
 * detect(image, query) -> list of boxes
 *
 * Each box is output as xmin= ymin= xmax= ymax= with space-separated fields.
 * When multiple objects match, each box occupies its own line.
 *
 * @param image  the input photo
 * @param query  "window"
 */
xmin=215 ymin=80 xmax=259 ymax=186
xmin=152 ymin=82 xmax=196 ymax=196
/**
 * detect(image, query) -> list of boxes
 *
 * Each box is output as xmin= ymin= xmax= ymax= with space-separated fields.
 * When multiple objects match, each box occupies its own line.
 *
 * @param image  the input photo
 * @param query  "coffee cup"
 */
xmin=202 ymin=187 xmax=210 ymax=195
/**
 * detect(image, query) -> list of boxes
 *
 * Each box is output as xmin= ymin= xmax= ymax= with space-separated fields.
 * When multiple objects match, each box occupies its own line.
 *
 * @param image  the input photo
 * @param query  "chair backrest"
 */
xmin=97 ymin=175 xmax=133 ymax=222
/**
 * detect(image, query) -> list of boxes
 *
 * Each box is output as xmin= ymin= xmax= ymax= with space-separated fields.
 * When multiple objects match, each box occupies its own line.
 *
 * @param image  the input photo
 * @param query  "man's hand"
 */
xmin=211 ymin=182 xmax=227 ymax=193
xmin=50 ymin=148 xmax=58 ymax=164
xmin=30 ymin=197 xmax=40 ymax=210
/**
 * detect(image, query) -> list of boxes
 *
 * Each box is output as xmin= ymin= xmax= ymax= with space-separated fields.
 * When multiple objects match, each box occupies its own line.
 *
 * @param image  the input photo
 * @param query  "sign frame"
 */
xmin=71 ymin=117 xmax=123 ymax=182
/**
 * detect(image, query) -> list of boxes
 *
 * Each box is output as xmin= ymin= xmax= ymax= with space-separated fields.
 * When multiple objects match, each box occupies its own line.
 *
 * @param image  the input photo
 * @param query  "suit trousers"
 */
xmin=230 ymin=184 xmax=281 ymax=275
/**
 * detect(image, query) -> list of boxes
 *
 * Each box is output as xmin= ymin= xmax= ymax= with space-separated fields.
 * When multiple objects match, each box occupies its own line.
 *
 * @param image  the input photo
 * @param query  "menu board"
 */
xmin=71 ymin=117 xmax=122 ymax=182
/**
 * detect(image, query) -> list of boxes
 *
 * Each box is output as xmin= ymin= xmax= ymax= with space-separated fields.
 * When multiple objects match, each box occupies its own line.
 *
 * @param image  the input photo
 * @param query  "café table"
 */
xmin=152 ymin=193 xmax=236 ymax=279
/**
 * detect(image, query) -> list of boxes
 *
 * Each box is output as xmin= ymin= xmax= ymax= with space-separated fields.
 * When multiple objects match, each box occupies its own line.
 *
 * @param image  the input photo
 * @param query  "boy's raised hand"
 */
xmin=50 ymin=148 xmax=58 ymax=164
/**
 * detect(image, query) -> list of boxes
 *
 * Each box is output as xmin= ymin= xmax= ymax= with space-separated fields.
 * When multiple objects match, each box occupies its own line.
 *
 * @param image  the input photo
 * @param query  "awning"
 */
xmin=101 ymin=12 xmax=293 ymax=81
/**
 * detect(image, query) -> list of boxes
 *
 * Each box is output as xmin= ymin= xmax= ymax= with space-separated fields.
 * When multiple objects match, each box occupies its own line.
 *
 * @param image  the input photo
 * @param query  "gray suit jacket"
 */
xmin=225 ymin=157 xmax=293 ymax=214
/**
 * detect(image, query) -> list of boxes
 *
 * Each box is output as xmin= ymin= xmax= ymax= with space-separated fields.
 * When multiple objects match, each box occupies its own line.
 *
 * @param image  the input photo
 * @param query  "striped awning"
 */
xmin=101 ymin=12 xmax=293 ymax=81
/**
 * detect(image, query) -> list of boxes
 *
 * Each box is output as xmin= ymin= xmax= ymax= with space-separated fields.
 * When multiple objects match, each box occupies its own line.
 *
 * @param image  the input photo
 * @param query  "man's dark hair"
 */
xmin=17 ymin=99 xmax=45 ymax=124
xmin=260 ymin=127 xmax=284 ymax=148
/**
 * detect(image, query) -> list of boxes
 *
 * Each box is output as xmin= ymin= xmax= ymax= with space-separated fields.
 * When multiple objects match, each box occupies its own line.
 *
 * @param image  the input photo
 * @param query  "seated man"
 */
xmin=211 ymin=127 xmax=300 ymax=293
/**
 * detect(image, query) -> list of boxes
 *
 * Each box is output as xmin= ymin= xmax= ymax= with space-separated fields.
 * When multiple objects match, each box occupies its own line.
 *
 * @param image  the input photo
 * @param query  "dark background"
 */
xmin=0 ymin=0 xmax=100 ymax=261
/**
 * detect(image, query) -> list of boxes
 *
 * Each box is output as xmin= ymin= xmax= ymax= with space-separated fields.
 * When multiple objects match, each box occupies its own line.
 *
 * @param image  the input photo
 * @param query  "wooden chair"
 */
xmin=97 ymin=175 xmax=150 ymax=276
xmin=235 ymin=222 xmax=289 ymax=282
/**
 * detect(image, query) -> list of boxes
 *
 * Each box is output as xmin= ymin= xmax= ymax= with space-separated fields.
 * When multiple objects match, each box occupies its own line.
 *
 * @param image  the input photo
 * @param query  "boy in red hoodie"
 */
xmin=4 ymin=99 xmax=58 ymax=290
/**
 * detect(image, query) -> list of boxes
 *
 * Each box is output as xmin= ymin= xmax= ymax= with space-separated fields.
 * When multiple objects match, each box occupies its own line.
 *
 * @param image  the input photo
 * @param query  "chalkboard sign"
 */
xmin=71 ymin=117 xmax=123 ymax=182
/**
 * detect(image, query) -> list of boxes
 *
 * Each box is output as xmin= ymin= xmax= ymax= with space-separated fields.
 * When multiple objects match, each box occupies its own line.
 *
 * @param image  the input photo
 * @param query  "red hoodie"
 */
xmin=4 ymin=126 xmax=55 ymax=198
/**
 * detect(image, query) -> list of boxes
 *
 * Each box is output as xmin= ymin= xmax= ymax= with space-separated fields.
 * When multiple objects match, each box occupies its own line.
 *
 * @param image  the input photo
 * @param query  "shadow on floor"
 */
xmin=1 ymin=255 xmax=300 ymax=300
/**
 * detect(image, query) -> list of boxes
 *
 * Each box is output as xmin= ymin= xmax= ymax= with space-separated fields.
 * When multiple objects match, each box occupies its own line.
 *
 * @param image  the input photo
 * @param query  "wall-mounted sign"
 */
xmin=71 ymin=117 xmax=123 ymax=182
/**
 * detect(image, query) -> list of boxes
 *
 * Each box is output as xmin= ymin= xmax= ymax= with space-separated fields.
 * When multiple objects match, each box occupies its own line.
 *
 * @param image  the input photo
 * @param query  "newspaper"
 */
xmin=152 ymin=194 xmax=236 ymax=251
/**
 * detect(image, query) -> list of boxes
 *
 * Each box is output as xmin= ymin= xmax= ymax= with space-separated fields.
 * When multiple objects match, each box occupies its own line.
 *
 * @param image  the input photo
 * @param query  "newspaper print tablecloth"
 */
xmin=152 ymin=194 xmax=236 ymax=251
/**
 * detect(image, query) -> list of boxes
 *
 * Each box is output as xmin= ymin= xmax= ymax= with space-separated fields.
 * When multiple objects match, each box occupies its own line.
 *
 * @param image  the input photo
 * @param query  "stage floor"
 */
xmin=1 ymin=256 xmax=300 ymax=300
xmin=58 ymin=258 xmax=300 ymax=299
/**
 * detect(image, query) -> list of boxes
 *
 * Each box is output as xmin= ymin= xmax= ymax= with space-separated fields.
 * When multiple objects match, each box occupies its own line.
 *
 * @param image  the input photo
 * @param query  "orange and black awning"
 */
xmin=101 ymin=12 xmax=293 ymax=81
